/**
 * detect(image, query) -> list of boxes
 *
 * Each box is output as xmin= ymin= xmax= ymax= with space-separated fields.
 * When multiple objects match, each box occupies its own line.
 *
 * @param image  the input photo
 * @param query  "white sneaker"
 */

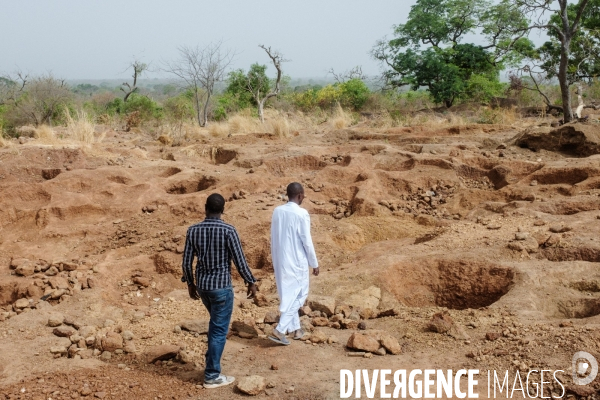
xmin=204 ymin=374 xmax=235 ymax=389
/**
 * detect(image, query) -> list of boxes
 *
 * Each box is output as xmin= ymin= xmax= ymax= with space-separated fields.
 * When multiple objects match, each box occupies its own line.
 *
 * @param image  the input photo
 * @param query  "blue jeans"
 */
xmin=199 ymin=285 xmax=234 ymax=381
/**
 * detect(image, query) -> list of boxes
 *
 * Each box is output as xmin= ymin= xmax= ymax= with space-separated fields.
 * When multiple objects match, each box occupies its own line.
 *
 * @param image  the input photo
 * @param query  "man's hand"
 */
xmin=312 ymin=267 xmax=320 ymax=276
xmin=187 ymin=284 xmax=200 ymax=300
xmin=246 ymin=282 xmax=257 ymax=299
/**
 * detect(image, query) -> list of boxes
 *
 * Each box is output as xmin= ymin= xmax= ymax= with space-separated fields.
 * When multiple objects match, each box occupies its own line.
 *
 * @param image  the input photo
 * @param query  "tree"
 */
xmin=226 ymin=45 xmax=285 ymax=123
xmin=163 ymin=41 xmax=234 ymax=127
xmin=372 ymin=0 xmax=533 ymax=107
xmin=5 ymin=74 xmax=72 ymax=126
xmin=513 ymin=0 xmax=600 ymax=121
xmin=0 ymin=72 xmax=27 ymax=106
xmin=120 ymin=60 xmax=148 ymax=102
xmin=226 ymin=64 xmax=270 ymax=109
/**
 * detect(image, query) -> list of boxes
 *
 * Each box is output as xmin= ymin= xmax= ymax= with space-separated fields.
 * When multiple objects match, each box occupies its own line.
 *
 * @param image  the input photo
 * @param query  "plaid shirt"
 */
xmin=181 ymin=217 xmax=256 ymax=291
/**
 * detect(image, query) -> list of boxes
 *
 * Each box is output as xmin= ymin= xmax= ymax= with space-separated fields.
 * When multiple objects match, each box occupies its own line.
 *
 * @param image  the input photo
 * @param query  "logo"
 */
xmin=572 ymin=351 xmax=598 ymax=386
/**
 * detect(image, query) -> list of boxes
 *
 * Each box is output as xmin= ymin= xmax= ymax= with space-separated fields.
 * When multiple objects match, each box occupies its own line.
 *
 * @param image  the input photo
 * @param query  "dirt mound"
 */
xmin=515 ymin=123 xmax=600 ymax=157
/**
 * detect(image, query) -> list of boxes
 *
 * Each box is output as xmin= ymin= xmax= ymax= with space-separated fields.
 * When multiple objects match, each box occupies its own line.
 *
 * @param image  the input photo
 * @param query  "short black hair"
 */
xmin=205 ymin=193 xmax=225 ymax=214
xmin=286 ymin=182 xmax=304 ymax=199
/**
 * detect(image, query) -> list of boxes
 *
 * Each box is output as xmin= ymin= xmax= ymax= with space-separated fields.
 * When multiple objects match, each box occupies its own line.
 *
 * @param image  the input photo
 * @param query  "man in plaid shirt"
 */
xmin=182 ymin=193 xmax=257 ymax=389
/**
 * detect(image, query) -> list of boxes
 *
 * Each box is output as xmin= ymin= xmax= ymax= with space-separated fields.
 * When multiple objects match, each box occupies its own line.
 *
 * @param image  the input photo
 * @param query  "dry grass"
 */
xmin=34 ymin=125 xmax=59 ymax=144
xmin=208 ymin=122 xmax=229 ymax=138
xmin=65 ymin=109 xmax=100 ymax=144
xmin=330 ymin=104 xmax=353 ymax=129
xmin=0 ymin=128 xmax=11 ymax=148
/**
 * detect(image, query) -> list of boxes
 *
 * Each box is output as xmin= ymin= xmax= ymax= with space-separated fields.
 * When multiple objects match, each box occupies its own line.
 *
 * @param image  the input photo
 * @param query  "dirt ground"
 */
xmin=1 ymin=115 xmax=600 ymax=399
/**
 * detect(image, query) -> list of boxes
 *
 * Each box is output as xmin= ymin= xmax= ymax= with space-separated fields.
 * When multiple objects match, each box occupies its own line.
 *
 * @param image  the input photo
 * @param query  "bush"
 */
xmin=339 ymin=79 xmax=370 ymax=110
xmin=121 ymin=94 xmax=163 ymax=121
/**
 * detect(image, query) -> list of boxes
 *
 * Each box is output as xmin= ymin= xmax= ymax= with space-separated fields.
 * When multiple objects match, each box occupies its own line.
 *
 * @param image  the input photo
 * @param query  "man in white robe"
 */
xmin=268 ymin=182 xmax=319 ymax=345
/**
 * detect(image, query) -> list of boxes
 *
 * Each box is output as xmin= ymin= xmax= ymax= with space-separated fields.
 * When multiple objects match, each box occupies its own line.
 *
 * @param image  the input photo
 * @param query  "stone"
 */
xmin=312 ymin=317 xmax=329 ymax=327
xmin=144 ymin=344 xmax=180 ymax=363
xmin=377 ymin=308 xmax=400 ymax=318
xmin=427 ymin=313 xmax=454 ymax=333
xmin=335 ymin=305 xmax=352 ymax=317
xmin=87 ymin=277 xmax=97 ymax=289
xmin=253 ymin=293 xmax=269 ymax=307
xmin=359 ymin=308 xmax=377 ymax=320
xmin=53 ymin=326 xmax=76 ymax=337
xmin=515 ymin=232 xmax=529 ymax=241
xmin=341 ymin=319 xmax=359 ymax=330
xmin=309 ymin=329 xmax=328 ymax=344
xmin=550 ymin=225 xmax=572 ymax=233
xmin=358 ymin=321 xmax=367 ymax=330
xmin=121 ymin=330 xmax=134 ymax=341
xmin=346 ymin=286 xmax=381 ymax=311
xmin=100 ymin=351 xmax=112 ymax=361
xmin=307 ymin=295 xmax=336 ymax=317
xmin=48 ymin=277 xmax=69 ymax=290
xmin=347 ymin=310 xmax=361 ymax=321
xmin=300 ymin=319 xmax=314 ymax=333
xmin=178 ymin=319 xmax=209 ymax=334
xmin=68 ymin=344 xmax=79 ymax=358
xmin=61 ymin=262 xmax=78 ymax=271
xmin=123 ymin=341 xmax=137 ymax=353
xmin=50 ymin=346 xmax=68 ymax=355
xmin=133 ymin=276 xmax=150 ymax=287
xmin=45 ymin=266 xmax=59 ymax=276
xmin=448 ymin=325 xmax=471 ymax=340
xmin=101 ymin=332 xmax=123 ymax=352
xmin=299 ymin=306 xmax=311 ymax=316
xmin=94 ymin=392 xmax=107 ymax=399
xmin=263 ymin=311 xmax=280 ymax=324
xmin=10 ymin=258 xmax=30 ymax=270
xmin=545 ymin=234 xmax=561 ymax=247
xmin=15 ymin=262 xmax=35 ymax=277
xmin=232 ymin=318 xmax=261 ymax=338
xmin=486 ymin=332 xmax=502 ymax=341
xmin=78 ymin=326 xmax=97 ymax=338
xmin=347 ymin=332 xmax=381 ymax=353
xmin=380 ymin=334 xmax=402 ymax=355
xmin=178 ymin=350 xmax=194 ymax=364
xmin=14 ymin=298 xmax=30 ymax=309
xmin=237 ymin=375 xmax=266 ymax=396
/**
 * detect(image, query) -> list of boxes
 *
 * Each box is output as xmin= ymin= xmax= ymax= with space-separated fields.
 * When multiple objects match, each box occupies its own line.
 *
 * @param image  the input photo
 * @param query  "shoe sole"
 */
xmin=204 ymin=378 xmax=235 ymax=389
xmin=267 ymin=335 xmax=290 ymax=346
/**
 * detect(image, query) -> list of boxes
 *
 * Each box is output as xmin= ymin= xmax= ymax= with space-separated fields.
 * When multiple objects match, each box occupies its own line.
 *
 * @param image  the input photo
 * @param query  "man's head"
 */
xmin=205 ymin=193 xmax=225 ymax=216
xmin=286 ymin=182 xmax=305 ymax=205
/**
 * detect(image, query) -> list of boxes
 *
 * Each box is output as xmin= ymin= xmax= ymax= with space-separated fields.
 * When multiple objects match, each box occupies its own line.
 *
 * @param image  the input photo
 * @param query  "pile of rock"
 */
xmin=48 ymin=314 xmax=137 ymax=360
xmin=330 ymin=198 xmax=352 ymax=219
xmin=346 ymin=331 xmax=402 ymax=356
xmin=8 ymin=257 xmax=97 ymax=312
xmin=378 ymin=183 xmax=456 ymax=218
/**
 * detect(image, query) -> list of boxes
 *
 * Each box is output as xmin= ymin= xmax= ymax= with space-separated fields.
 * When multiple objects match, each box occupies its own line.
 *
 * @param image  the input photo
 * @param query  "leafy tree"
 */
xmin=226 ymin=64 xmax=270 ymax=109
xmin=339 ymin=79 xmax=370 ymax=110
xmin=372 ymin=0 xmax=533 ymax=107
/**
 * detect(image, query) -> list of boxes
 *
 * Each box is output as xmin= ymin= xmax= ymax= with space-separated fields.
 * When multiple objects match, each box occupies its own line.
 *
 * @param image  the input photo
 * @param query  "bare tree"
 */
xmin=253 ymin=45 xmax=286 ymax=123
xmin=0 ymin=71 xmax=27 ymax=106
xmin=120 ymin=60 xmax=148 ymax=102
xmin=328 ymin=66 xmax=367 ymax=84
xmin=6 ymin=74 xmax=72 ymax=126
xmin=163 ymin=41 xmax=234 ymax=127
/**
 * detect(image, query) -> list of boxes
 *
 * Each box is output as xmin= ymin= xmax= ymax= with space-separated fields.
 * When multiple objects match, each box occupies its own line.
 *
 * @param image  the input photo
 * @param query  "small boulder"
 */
xmin=179 ymin=320 xmax=209 ymax=334
xmin=379 ymin=334 xmax=402 ymax=355
xmin=14 ymin=298 xmax=30 ymax=309
xmin=237 ymin=375 xmax=266 ymax=396
xmin=232 ymin=318 xmax=261 ymax=339
xmin=427 ymin=313 xmax=454 ymax=334
xmin=309 ymin=329 xmax=328 ymax=344
xmin=346 ymin=332 xmax=380 ymax=353
xmin=307 ymin=295 xmax=336 ymax=317
xmin=145 ymin=344 xmax=180 ymax=364
xmin=312 ymin=317 xmax=329 ymax=327
xmin=15 ymin=262 xmax=35 ymax=277
xmin=53 ymin=326 xmax=76 ymax=338
xmin=133 ymin=276 xmax=150 ymax=287
xmin=263 ymin=311 xmax=280 ymax=324
xmin=101 ymin=332 xmax=124 ymax=352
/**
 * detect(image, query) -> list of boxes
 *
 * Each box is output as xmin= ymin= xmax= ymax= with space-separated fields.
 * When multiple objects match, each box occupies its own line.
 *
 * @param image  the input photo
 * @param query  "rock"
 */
xmin=121 ymin=330 xmax=134 ymax=341
xmin=145 ymin=344 xmax=180 ymax=363
xmin=179 ymin=319 xmax=209 ymax=334
xmin=300 ymin=319 xmax=314 ymax=333
xmin=94 ymin=392 xmax=107 ymax=399
xmin=448 ymin=325 xmax=471 ymax=340
xmin=50 ymin=346 xmax=68 ymax=355
xmin=87 ymin=277 xmax=97 ymax=289
xmin=515 ymin=232 xmax=529 ymax=241
xmin=375 ymin=347 xmax=387 ymax=356
xmin=123 ymin=341 xmax=137 ymax=353
xmin=101 ymin=332 xmax=124 ymax=352
xmin=312 ymin=317 xmax=329 ymax=327
xmin=61 ymin=261 xmax=78 ymax=272
xmin=545 ymin=233 xmax=561 ymax=247
xmin=347 ymin=351 xmax=366 ymax=357
xmin=358 ymin=321 xmax=367 ymax=330
xmin=346 ymin=286 xmax=381 ymax=312
xmin=132 ymin=277 xmax=150 ymax=287
xmin=347 ymin=310 xmax=361 ymax=321
xmin=237 ymin=375 xmax=266 ymax=396
xmin=15 ymin=262 xmax=35 ymax=277
xmin=359 ymin=308 xmax=378 ymax=320
xmin=299 ymin=306 xmax=311 ymax=316
xmin=53 ymin=326 xmax=76 ymax=338
xmin=514 ymin=123 xmax=600 ymax=157
xmin=78 ymin=326 xmax=97 ymax=338
xmin=549 ymin=225 xmax=572 ymax=233
xmin=508 ymin=236 xmax=539 ymax=253
xmin=379 ymin=334 xmax=402 ymax=355
xmin=486 ymin=332 xmax=502 ymax=341
xmin=45 ymin=266 xmax=59 ymax=276
xmin=14 ymin=298 xmax=30 ymax=309
xmin=377 ymin=308 xmax=400 ymax=318
xmin=10 ymin=258 xmax=30 ymax=270
xmin=341 ymin=319 xmax=359 ymax=330
xmin=100 ymin=351 xmax=112 ymax=361
xmin=68 ymin=344 xmax=79 ymax=358
xmin=263 ymin=311 xmax=280 ymax=324
xmin=307 ymin=295 xmax=336 ymax=316
xmin=232 ymin=318 xmax=261 ymax=339
xmin=309 ymin=329 xmax=328 ymax=344
xmin=178 ymin=350 xmax=194 ymax=364
xmin=335 ymin=304 xmax=352 ymax=317
xmin=253 ymin=293 xmax=269 ymax=307
xmin=566 ymin=384 xmax=596 ymax=397
xmin=427 ymin=313 xmax=454 ymax=333
xmin=347 ymin=332 xmax=380 ymax=353
xmin=559 ymin=321 xmax=573 ymax=328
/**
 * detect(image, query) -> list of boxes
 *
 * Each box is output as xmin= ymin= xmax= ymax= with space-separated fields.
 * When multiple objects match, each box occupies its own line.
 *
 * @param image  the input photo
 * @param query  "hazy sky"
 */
xmin=0 ymin=0 xmax=417 ymax=80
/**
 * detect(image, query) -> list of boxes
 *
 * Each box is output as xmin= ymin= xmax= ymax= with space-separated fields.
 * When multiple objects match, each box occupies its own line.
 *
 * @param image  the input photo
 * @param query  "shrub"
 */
xmin=339 ymin=79 xmax=370 ymax=110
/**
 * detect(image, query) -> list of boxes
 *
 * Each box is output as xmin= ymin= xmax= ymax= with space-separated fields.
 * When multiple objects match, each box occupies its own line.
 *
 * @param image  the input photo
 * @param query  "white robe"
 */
xmin=270 ymin=202 xmax=318 ymax=333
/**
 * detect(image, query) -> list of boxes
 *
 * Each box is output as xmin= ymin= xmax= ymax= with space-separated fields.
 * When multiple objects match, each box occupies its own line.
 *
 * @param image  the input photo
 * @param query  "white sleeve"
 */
xmin=299 ymin=213 xmax=318 ymax=268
